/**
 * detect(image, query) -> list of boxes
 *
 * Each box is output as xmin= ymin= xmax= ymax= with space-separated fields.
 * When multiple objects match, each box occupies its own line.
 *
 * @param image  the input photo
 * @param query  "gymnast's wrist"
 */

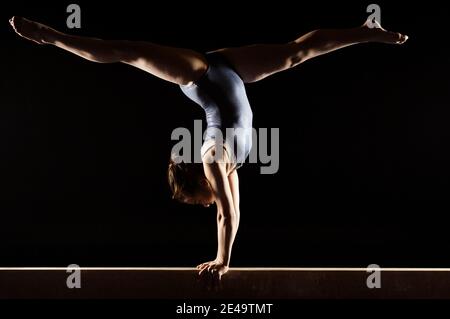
xmin=215 ymin=255 xmax=230 ymax=266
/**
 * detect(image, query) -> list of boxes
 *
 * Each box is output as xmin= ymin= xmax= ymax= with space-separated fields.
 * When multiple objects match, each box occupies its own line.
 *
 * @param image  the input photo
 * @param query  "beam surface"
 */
xmin=0 ymin=268 xmax=449 ymax=299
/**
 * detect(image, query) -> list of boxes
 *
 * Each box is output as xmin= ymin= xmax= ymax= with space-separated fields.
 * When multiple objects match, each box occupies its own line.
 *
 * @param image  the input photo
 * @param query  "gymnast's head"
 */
xmin=168 ymin=158 xmax=215 ymax=207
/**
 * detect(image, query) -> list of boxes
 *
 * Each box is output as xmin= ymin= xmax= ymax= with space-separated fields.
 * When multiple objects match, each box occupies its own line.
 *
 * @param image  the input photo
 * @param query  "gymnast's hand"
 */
xmin=197 ymin=259 xmax=229 ymax=280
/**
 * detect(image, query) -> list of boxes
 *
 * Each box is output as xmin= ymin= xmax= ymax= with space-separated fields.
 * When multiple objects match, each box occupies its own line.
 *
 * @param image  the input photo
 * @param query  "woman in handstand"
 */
xmin=9 ymin=15 xmax=408 ymax=280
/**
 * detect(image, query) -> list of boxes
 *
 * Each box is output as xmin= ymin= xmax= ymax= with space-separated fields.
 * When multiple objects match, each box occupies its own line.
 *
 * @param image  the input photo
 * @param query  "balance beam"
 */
xmin=0 ymin=268 xmax=449 ymax=299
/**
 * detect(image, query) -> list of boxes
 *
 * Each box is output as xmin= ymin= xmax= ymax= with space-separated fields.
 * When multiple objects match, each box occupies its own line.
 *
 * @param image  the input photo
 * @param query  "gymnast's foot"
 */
xmin=362 ymin=19 xmax=409 ymax=44
xmin=9 ymin=16 xmax=57 ymax=45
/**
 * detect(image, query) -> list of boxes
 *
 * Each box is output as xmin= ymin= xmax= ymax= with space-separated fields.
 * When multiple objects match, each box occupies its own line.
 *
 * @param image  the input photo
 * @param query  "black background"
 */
xmin=1 ymin=1 xmax=449 ymax=267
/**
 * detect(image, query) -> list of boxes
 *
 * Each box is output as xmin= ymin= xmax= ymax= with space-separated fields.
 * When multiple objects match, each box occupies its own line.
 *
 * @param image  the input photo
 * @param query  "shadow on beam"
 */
xmin=0 ymin=268 xmax=449 ymax=299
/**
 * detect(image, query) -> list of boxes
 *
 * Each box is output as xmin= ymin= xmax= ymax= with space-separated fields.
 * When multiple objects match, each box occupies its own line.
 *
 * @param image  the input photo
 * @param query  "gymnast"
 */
xmin=9 ymin=15 xmax=408 ymax=280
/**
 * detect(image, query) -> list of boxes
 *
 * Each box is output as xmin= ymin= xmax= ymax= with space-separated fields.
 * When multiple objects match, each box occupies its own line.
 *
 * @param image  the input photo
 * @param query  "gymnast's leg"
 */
xmin=9 ymin=16 xmax=207 ymax=86
xmin=215 ymin=20 xmax=408 ymax=83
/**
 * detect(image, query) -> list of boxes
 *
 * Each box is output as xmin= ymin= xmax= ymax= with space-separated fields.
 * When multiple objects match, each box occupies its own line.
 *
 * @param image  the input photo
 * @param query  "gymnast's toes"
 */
xmin=9 ymin=16 xmax=46 ymax=45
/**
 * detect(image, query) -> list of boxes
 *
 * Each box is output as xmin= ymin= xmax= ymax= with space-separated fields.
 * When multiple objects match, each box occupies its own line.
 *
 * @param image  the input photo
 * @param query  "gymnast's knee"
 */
xmin=287 ymin=42 xmax=311 ymax=67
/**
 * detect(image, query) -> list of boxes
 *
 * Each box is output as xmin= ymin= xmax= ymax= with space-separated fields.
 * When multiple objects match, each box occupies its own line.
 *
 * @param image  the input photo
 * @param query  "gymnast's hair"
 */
xmin=167 ymin=157 xmax=210 ymax=202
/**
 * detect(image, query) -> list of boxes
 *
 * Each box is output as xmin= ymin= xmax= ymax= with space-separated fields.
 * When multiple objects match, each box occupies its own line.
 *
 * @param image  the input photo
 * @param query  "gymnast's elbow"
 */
xmin=217 ymin=207 xmax=237 ymax=223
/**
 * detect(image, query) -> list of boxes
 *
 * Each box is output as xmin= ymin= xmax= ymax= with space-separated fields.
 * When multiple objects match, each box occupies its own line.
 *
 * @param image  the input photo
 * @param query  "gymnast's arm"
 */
xmin=198 ymin=155 xmax=239 ymax=278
